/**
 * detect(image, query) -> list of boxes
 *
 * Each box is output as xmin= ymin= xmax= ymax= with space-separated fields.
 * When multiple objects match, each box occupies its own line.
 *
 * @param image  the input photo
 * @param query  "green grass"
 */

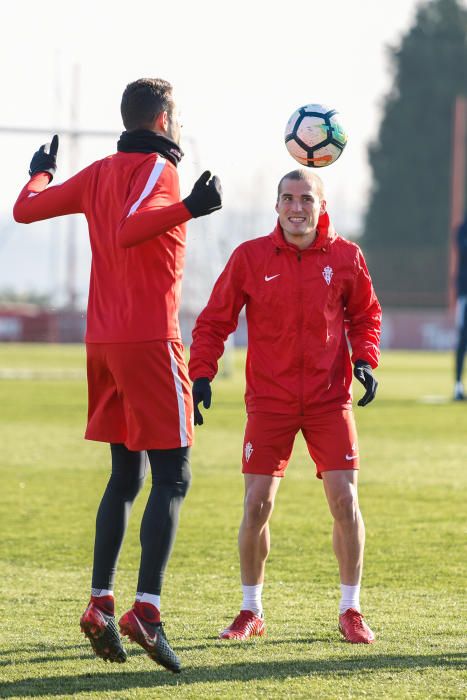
xmin=0 ymin=344 xmax=466 ymax=699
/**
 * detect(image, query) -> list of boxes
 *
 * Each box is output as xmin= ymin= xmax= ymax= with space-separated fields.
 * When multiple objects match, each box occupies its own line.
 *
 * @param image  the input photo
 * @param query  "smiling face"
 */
xmin=275 ymin=174 xmax=326 ymax=249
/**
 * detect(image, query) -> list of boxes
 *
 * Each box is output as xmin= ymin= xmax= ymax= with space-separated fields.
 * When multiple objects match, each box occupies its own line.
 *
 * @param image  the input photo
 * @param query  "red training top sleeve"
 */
xmin=345 ymin=247 xmax=382 ymax=369
xmin=13 ymin=168 xmax=91 ymax=223
xmin=189 ymin=247 xmax=247 ymax=381
xmin=117 ymin=158 xmax=192 ymax=248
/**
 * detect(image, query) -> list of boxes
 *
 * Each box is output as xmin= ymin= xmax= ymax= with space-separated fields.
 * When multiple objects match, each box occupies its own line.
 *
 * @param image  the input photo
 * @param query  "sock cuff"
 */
xmin=340 ymin=583 xmax=361 ymax=594
xmin=241 ymin=583 xmax=264 ymax=593
xmin=339 ymin=583 xmax=361 ymax=614
xmin=91 ymin=588 xmax=114 ymax=597
xmin=241 ymin=583 xmax=264 ymax=616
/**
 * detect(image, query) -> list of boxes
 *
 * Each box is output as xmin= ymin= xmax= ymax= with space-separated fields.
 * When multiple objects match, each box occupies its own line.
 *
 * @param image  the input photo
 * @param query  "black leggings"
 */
xmin=456 ymin=301 xmax=467 ymax=382
xmin=91 ymin=443 xmax=191 ymax=595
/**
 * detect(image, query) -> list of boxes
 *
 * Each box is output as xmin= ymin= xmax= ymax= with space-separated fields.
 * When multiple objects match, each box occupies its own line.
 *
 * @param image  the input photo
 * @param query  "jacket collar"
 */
xmin=117 ymin=129 xmax=183 ymax=167
xmin=269 ymin=211 xmax=336 ymax=252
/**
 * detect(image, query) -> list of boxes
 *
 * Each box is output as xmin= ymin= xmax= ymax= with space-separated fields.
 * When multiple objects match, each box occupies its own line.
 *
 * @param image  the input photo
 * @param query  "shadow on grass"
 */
xmin=175 ymin=636 xmax=326 ymax=652
xmin=0 ymin=644 xmax=152 ymax=668
xmin=0 ymin=654 xmax=465 ymax=696
xmin=0 ymin=638 xmax=326 ymax=667
xmin=0 ymin=653 xmax=91 ymax=668
xmin=0 ymin=643 xmax=90 ymax=666
xmin=0 ymin=644 xmax=84 ymax=656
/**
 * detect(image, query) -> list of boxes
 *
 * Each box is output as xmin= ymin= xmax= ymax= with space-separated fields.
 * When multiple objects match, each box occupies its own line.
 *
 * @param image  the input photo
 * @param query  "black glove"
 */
xmin=353 ymin=360 xmax=378 ymax=407
xmin=183 ymin=171 xmax=222 ymax=218
xmin=29 ymin=134 xmax=59 ymax=180
xmin=192 ymin=377 xmax=212 ymax=425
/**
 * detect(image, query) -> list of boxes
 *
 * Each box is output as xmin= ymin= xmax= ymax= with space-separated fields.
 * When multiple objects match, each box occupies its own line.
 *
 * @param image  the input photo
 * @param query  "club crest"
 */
xmin=322 ymin=265 xmax=333 ymax=285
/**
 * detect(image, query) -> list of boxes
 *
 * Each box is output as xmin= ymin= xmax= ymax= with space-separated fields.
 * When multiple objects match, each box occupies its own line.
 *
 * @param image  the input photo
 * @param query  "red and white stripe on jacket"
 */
xmin=13 ymin=152 xmax=193 ymax=343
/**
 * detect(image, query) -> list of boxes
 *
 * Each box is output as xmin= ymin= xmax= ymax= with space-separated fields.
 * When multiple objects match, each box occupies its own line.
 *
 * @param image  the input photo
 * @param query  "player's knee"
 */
xmin=244 ymin=496 xmax=274 ymax=528
xmin=154 ymin=464 xmax=191 ymax=498
xmin=173 ymin=466 xmax=191 ymax=498
xmin=329 ymin=492 xmax=359 ymax=523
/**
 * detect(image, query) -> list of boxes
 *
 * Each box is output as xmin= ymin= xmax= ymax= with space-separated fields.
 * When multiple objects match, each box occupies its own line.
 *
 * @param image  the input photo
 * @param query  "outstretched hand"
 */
xmin=29 ymin=134 xmax=59 ymax=180
xmin=192 ymin=377 xmax=212 ymax=425
xmin=353 ymin=360 xmax=378 ymax=407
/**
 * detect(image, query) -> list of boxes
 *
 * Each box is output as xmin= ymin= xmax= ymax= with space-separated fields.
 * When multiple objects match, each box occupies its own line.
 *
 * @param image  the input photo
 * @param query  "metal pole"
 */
xmin=66 ymin=64 xmax=80 ymax=309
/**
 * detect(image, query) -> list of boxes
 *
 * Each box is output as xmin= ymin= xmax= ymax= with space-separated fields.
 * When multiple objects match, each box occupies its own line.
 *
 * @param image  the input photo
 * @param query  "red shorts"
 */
xmin=242 ymin=410 xmax=359 ymax=479
xmin=85 ymin=341 xmax=193 ymax=451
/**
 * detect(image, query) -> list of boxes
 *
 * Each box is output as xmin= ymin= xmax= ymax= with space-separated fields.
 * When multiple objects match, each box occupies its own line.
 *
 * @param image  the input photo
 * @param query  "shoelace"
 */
xmin=232 ymin=611 xmax=258 ymax=631
xmin=347 ymin=611 xmax=365 ymax=630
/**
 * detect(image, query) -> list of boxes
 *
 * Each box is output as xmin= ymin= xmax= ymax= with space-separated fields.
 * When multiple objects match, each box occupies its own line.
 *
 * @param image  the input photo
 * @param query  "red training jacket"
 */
xmin=13 ymin=152 xmax=193 ymax=343
xmin=189 ymin=214 xmax=381 ymax=414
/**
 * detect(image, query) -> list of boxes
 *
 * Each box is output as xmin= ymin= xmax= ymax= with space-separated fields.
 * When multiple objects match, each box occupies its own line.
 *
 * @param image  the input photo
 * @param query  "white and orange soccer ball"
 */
xmin=284 ymin=104 xmax=347 ymax=168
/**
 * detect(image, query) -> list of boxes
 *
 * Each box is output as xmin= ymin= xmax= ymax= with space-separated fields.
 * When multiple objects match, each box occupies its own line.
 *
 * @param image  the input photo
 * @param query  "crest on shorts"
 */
xmin=322 ymin=265 xmax=333 ymax=285
xmin=244 ymin=441 xmax=254 ymax=462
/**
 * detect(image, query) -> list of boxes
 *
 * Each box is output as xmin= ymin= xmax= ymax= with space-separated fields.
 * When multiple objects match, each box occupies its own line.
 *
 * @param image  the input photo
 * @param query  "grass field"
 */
xmin=0 ymin=344 xmax=466 ymax=699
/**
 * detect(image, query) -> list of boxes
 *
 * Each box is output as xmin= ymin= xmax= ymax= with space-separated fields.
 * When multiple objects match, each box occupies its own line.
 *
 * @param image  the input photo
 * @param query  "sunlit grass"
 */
xmin=0 ymin=345 xmax=465 ymax=699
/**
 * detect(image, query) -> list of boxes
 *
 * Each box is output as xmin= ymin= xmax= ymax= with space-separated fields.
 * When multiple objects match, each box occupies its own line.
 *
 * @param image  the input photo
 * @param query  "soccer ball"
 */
xmin=284 ymin=104 xmax=347 ymax=167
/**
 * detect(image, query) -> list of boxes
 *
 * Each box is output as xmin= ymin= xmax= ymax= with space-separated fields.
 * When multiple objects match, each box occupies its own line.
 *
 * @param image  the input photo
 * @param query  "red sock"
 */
xmin=134 ymin=601 xmax=160 ymax=623
xmin=91 ymin=595 xmax=114 ymax=616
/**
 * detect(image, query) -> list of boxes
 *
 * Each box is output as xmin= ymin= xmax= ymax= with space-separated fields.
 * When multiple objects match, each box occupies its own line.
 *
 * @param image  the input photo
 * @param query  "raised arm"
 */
xmin=13 ymin=135 xmax=88 ymax=223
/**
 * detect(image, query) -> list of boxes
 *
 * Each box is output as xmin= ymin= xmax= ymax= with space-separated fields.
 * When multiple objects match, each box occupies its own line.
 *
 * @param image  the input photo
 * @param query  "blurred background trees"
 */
xmin=362 ymin=0 xmax=467 ymax=307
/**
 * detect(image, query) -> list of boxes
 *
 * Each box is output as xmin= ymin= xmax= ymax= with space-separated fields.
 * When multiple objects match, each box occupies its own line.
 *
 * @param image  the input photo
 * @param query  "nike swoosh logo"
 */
xmin=345 ymin=454 xmax=358 ymax=461
xmin=133 ymin=613 xmax=156 ymax=646
xmin=265 ymin=274 xmax=280 ymax=282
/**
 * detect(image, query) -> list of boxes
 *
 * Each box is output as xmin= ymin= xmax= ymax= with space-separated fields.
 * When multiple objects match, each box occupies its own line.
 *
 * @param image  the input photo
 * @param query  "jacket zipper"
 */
xmin=297 ymin=252 xmax=304 ymax=415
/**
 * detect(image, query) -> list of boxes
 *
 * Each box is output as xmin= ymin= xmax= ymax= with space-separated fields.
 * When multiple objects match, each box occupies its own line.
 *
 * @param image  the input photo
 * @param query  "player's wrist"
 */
xmin=182 ymin=195 xmax=202 ymax=218
xmin=29 ymin=170 xmax=54 ymax=183
xmin=354 ymin=359 xmax=371 ymax=370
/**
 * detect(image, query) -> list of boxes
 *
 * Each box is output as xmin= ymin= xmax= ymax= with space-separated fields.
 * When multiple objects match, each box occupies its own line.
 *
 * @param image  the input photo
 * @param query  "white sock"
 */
xmin=339 ymin=583 xmax=361 ymax=614
xmin=241 ymin=584 xmax=263 ymax=616
xmin=136 ymin=592 xmax=161 ymax=611
xmin=91 ymin=588 xmax=113 ymax=598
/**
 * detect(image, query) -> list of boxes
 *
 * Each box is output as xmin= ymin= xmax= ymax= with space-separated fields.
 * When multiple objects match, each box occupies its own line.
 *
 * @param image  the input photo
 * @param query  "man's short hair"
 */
xmin=121 ymin=78 xmax=174 ymax=131
xmin=277 ymin=169 xmax=324 ymax=201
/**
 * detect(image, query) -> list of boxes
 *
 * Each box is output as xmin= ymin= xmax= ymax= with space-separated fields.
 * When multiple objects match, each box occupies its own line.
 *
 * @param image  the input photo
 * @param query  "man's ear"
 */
xmin=320 ymin=199 xmax=327 ymax=215
xmin=154 ymin=110 xmax=169 ymax=133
